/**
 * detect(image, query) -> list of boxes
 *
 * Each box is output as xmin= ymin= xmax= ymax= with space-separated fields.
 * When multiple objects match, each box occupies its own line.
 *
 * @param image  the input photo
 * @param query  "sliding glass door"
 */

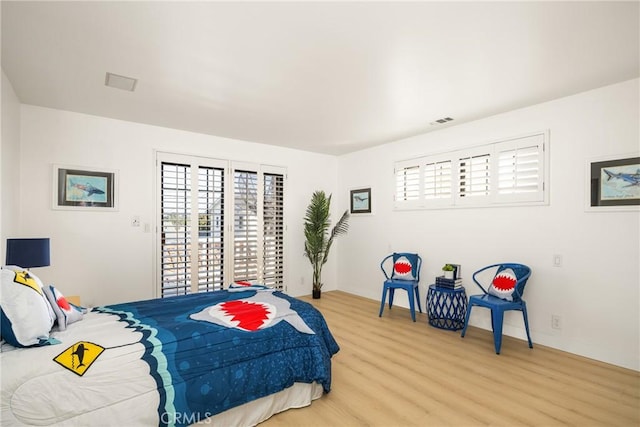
xmin=156 ymin=153 xmax=285 ymax=297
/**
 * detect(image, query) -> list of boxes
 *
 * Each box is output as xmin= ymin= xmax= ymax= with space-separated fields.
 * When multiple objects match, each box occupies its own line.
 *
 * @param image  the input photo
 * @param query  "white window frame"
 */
xmin=154 ymin=152 xmax=286 ymax=297
xmin=394 ymin=159 xmax=422 ymax=209
xmin=455 ymin=146 xmax=493 ymax=207
xmin=394 ymin=130 xmax=549 ymax=210
xmin=230 ymin=162 xmax=286 ymax=288
xmin=422 ymin=153 xmax=454 ymax=209
xmin=493 ymin=133 xmax=546 ymax=205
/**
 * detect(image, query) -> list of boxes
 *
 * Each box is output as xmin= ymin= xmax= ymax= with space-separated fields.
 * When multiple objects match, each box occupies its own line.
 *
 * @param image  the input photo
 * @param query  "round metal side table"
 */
xmin=426 ymin=284 xmax=467 ymax=331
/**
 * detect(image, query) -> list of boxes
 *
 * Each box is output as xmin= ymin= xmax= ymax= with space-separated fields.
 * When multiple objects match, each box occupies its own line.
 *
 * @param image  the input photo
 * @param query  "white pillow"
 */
xmin=3 ymin=265 xmax=57 ymax=322
xmin=43 ymin=284 xmax=84 ymax=330
xmin=0 ymin=267 xmax=57 ymax=347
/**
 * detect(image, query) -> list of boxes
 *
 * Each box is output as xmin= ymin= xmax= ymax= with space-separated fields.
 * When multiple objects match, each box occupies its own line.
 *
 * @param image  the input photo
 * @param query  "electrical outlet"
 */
xmin=551 ymin=314 xmax=562 ymax=330
xmin=131 ymin=216 xmax=141 ymax=227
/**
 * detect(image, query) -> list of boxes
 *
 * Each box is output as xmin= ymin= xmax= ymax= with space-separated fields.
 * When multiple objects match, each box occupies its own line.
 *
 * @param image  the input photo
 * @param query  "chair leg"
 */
xmin=379 ymin=286 xmax=388 ymax=317
xmin=414 ymin=286 xmax=422 ymax=313
xmin=408 ymin=288 xmax=416 ymax=322
xmin=388 ymin=288 xmax=395 ymax=309
xmin=461 ymin=303 xmax=473 ymax=337
xmin=491 ymin=309 xmax=505 ymax=354
xmin=521 ymin=302 xmax=533 ymax=348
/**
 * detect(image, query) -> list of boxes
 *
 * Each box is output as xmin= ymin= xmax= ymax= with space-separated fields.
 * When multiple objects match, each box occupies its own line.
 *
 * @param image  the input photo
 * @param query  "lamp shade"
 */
xmin=5 ymin=238 xmax=50 ymax=268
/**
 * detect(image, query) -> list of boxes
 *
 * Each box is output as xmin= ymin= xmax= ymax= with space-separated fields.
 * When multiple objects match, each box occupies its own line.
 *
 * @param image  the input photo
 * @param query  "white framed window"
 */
xmin=156 ymin=152 xmax=285 ymax=297
xmin=494 ymin=134 xmax=545 ymax=204
xmin=231 ymin=162 xmax=286 ymax=289
xmin=424 ymin=159 xmax=453 ymax=200
xmin=457 ymin=149 xmax=492 ymax=206
xmin=394 ymin=131 xmax=548 ymax=210
xmin=395 ymin=160 xmax=421 ymax=209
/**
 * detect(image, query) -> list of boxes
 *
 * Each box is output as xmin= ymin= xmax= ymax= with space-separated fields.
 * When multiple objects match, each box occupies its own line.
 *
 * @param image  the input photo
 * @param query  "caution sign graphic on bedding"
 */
xmin=13 ymin=270 xmax=42 ymax=294
xmin=54 ymin=341 xmax=105 ymax=376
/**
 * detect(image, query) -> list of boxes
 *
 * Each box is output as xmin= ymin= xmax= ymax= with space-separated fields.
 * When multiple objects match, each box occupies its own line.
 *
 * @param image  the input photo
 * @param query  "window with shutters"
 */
xmin=156 ymin=153 xmax=285 ymax=297
xmin=396 ymin=164 xmax=420 ymax=202
xmin=494 ymin=134 xmax=545 ymax=203
xmin=457 ymin=151 xmax=491 ymax=206
xmin=231 ymin=165 xmax=285 ymax=289
xmin=424 ymin=160 xmax=452 ymax=200
xmin=394 ymin=131 xmax=548 ymax=210
xmin=262 ymin=172 xmax=285 ymax=288
xmin=233 ymin=169 xmax=258 ymax=282
xmin=197 ymin=166 xmax=225 ymax=292
xmin=160 ymin=162 xmax=193 ymax=296
xmin=394 ymin=162 xmax=421 ymax=209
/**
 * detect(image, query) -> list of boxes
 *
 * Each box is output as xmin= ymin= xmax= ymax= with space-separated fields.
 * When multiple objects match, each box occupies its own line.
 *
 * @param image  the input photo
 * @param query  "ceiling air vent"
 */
xmin=105 ymin=72 xmax=138 ymax=92
xmin=429 ymin=117 xmax=454 ymax=126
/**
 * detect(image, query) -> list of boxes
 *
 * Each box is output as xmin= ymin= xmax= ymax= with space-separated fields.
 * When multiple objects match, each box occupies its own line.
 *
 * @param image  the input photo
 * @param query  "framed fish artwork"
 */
xmin=586 ymin=154 xmax=639 ymax=211
xmin=53 ymin=164 xmax=118 ymax=210
xmin=350 ymin=188 xmax=371 ymax=214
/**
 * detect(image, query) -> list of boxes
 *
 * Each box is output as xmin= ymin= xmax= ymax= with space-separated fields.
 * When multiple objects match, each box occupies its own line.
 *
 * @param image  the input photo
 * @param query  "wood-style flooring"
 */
xmin=262 ymin=290 xmax=640 ymax=427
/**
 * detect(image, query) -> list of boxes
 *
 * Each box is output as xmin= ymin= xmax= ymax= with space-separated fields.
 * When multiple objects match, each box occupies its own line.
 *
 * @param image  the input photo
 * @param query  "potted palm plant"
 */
xmin=303 ymin=191 xmax=349 ymax=299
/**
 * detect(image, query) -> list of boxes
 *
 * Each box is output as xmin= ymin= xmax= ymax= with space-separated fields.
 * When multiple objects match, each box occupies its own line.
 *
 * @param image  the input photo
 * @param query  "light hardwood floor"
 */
xmin=262 ymin=291 xmax=640 ymax=427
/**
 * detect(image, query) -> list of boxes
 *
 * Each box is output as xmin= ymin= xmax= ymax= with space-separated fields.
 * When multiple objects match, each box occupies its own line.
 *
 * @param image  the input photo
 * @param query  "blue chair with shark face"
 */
xmin=379 ymin=253 xmax=422 ymax=322
xmin=461 ymin=263 xmax=532 ymax=354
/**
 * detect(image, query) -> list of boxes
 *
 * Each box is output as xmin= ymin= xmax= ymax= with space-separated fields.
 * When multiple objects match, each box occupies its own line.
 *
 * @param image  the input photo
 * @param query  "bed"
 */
xmin=0 ymin=269 xmax=339 ymax=427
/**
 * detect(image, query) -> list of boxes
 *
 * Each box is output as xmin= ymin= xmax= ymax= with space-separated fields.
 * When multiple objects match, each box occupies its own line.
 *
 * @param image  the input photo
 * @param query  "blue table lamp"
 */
xmin=5 ymin=238 xmax=51 ymax=269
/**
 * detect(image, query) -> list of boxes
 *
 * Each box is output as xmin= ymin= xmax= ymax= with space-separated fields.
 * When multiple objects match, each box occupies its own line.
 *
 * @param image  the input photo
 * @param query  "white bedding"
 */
xmin=0 ymin=309 xmax=323 ymax=426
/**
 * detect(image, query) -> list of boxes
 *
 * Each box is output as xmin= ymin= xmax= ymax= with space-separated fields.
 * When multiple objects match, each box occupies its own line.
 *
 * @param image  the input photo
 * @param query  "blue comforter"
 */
xmin=95 ymin=288 xmax=339 ymax=426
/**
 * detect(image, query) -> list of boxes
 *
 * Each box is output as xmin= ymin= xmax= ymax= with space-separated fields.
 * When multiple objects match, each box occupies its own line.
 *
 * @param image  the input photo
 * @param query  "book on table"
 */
xmin=435 ymin=276 xmax=463 ymax=289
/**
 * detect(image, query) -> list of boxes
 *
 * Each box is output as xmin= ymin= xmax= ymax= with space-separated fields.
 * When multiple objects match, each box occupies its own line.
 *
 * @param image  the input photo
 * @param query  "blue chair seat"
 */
xmin=379 ymin=253 xmax=422 ymax=322
xmin=461 ymin=263 xmax=533 ymax=354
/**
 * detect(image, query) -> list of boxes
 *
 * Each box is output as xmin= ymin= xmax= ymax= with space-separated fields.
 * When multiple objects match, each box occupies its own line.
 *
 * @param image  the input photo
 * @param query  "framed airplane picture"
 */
xmin=53 ymin=165 xmax=118 ymax=211
xmin=586 ymin=154 xmax=639 ymax=211
xmin=350 ymin=188 xmax=371 ymax=214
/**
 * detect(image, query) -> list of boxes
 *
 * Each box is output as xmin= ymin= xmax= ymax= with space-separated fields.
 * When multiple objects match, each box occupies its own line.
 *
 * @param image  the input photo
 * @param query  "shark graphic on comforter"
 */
xmin=95 ymin=288 xmax=339 ymax=427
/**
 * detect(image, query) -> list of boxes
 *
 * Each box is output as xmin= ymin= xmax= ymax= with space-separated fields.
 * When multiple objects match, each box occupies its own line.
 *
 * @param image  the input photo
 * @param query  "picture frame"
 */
xmin=350 ymin=188 xmax=371 ymax=214
xmin=53 ymin=164 xmax=118 ymax=211
xmin=585 ymin=154 xmax=639 ymax=211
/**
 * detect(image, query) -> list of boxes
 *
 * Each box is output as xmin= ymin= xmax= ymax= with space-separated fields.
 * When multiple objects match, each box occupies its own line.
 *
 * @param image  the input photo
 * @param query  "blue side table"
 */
xmin=427 ymin=284 xmax=467 ymax=331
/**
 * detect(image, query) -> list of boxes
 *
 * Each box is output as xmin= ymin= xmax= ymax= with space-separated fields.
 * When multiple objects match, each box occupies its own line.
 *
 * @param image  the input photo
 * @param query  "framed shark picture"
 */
xmin=586 ymin=154 xmax=639 ymax=211
xmin=53 ymin=165 xmax=118 ymax=211
xmin=350 ymin=188 xmax=371 ymax=214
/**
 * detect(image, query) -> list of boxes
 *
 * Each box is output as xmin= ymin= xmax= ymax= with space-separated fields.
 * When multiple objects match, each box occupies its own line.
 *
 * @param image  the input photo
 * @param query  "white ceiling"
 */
xmin=2 ymin=1 xmax=638 ymax=155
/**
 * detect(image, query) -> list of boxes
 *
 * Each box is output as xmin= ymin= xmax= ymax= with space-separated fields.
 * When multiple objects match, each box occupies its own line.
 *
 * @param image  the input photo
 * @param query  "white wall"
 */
xmin=17 ymin=106 xmax=342 ymax=306
xmin=338 ymin=78 xmax=640 ymax=370
xmin=1 ymin=70 xmax=21 ymax=263
xmin=10 ymin=78 xmax=639 ymax=370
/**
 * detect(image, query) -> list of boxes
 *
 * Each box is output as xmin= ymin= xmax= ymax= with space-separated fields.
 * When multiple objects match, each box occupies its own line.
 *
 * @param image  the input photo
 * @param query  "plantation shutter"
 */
xmin=424 ymin=159 xmax=452 ymax=200
xmin=393 ymin=131 xmax=548 ymax=210
xmin=233 ymin=169 xmax=259 ymax=282
xmin=231 ymin=164 xmax=285 ymax=289
xmin=157 ymin=153 xmax=226 ymax=297
xmin=160 ymin=162 xmax=192 ymax=296
xmin=457 ymin=152 xmax=491 ymax=202
xmin=394 ymin=160 xmax=421 ymax=208
xmin=495 ymin=134 xmax=545 ymax=203
xmin=157 ymin=153 xmax=287 ymax=296
xmin=262 ymin=171 xmax=285 ymax=289
xmin=197 ymin=166 xmax=225 ymax=292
